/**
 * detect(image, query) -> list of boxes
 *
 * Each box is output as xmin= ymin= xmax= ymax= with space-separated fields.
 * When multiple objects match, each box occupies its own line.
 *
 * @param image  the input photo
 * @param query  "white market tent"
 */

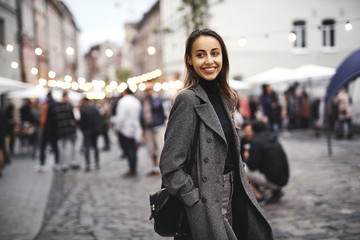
xmin=243 ymin=64 xmax=336 ymax=97
xmin=291 ymin=64 xmax=336 ymax=83
xmin=0 ymin=76 xmax=33 ymax=94
xmin=7 ymin=87 xmax=84 ymax=106
xmin=229 ymin=79 xmax=252 ymax=90
xmin=243 ymin=67 xmax=295 ymax=84
xmin=243 ymin=65 xmax=336 ymax=85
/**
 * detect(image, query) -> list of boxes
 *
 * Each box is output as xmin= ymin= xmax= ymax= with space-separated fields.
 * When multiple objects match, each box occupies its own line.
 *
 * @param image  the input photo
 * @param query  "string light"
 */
xmin=6 ymin=44 xmax=14 ymax=52
xmin=105 ymin=48 xmax=114 ymax=57
xmin=11 ymin=61 xmax=19 ymax=69
xmin=238 ymin=37 xmax=247 ymax=47
xmin=35 ymin=47 xmax=43 ymax=56
xmin=345 ymin=21 xmax=352 ymax=31
xmin=48 ymin=71 xmax=56 ymax=78
xmin=288 ymin=32 xmax=297 ymax=42
xmin=66 ymin=47 xmax=75 ymax=56
xmin=31 ymin=67 xmax=38 ymax=75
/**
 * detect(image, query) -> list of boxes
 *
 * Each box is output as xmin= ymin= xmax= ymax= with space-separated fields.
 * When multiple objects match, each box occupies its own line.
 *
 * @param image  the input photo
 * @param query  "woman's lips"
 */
xmin=202 ymin=67 xmax=216 ymax=73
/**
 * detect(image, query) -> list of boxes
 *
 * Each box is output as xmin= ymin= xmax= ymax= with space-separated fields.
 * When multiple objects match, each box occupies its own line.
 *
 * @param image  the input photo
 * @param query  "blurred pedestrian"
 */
xmin=36 ymin=91 xmax=60 ymax=172
xmin=19 ymin=98 xmax=35 ymax=148
xmin=99 ymin=99 xmax=111 ymax=151
xmin=243 ymin=121 xmax=289 ymax=204
xmin=114 ymin=88 xmax=141 ymax=177
xmin=55 ymin=91 xmax=77 ymax=171
xmin=79 ymin=97 xmax=102 ymax=172
xmin=31 ymin=99 xmax=41 ymax=158
xmin=0 ymin=107 xmax=6 ymax=177
xmin=5 ymin=104 xmax=16 ymax=155
xmin=140 ymin=83 xmax=167 ymax=177
xmin=237 ymin=90 xmax=251 ymax=121
xmin=248 ymin=95 xmax=259 ymax=121
xmin=159 ymin=29 xmax=273 ymax=240
xmin=240 ymin=121 xmax=253 ymax=161
xmin=259 ymin=84 xmax=281 ymax=132
xmin=333 ymin=87 xmax=352 ymax=139
xmin=297 ymin=90 xmax=310 ymax=129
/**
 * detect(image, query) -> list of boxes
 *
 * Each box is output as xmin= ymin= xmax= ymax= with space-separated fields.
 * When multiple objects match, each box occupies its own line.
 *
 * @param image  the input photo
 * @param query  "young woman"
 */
xmin=159 ymin=29 xmax=274 ymax=239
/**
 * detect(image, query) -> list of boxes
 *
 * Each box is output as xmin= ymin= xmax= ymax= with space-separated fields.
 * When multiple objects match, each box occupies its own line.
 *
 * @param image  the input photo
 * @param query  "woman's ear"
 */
xmin=187 ymin=55 xmax=192 ymax=65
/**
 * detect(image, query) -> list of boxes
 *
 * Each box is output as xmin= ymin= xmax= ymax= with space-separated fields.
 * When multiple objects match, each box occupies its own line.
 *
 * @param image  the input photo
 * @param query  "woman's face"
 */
xmin=188 ymin=36 xmax=222 ymax=81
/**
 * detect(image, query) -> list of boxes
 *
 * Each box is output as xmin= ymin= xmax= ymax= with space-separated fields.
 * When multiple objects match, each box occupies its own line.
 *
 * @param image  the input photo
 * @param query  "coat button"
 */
xmin=202 ymin=198 xmax=207 ymax=203
xmin=202 ymin=177 xmax=207 ymax=182
xmin=207 ymin=138 xmax=212 ymax=143
xmin=204 ymin=157 xmax=209 ymax=163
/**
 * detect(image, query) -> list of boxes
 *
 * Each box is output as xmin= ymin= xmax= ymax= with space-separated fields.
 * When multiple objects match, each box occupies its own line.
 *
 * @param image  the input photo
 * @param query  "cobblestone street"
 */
xmin=1 ymin=130 xmax=359 ymax=240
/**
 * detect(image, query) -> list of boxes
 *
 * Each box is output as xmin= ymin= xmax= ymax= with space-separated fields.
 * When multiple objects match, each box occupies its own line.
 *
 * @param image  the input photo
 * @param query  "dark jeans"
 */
xmin=117 ymin=132 xmax=137 ymax=173
xmin=40 ymin=131 xmax=59 ymax=166
xmin=338 ymin=118 xmax=352 ymax=138
xmin=83 ymin=131 xmax=99 ymax=166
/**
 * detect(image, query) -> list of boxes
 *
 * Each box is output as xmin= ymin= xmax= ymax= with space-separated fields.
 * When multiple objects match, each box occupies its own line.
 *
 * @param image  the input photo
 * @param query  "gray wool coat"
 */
xmin=160 ymin=85 xmax=274 ymax=240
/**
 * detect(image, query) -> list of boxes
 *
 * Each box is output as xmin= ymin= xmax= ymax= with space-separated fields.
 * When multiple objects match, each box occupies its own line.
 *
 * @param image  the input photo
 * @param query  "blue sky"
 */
xmin=61 ymin=0 xmax=158 ymax=53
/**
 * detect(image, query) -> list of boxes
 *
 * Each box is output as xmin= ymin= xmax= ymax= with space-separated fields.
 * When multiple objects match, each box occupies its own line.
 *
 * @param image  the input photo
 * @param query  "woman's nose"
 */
xmin=205 ymin=54 xmax=214 ymax=64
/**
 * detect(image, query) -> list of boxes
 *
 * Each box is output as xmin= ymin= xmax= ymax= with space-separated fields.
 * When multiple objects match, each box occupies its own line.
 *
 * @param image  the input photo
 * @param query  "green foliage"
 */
xmin=179 ymin=0 xmax=224 ymax=33
xmin=116 ymin=69 xmax=132 ymax=82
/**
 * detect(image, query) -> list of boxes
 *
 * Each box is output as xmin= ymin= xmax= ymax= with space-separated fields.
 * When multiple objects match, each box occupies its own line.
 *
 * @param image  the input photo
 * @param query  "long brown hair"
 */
xmin=182 ymin=29 xmax=237 ymax=112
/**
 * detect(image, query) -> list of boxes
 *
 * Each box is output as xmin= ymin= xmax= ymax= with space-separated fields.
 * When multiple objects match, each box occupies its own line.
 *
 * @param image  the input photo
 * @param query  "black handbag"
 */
xmin=149 ymin=116 xmax=200 ymax=237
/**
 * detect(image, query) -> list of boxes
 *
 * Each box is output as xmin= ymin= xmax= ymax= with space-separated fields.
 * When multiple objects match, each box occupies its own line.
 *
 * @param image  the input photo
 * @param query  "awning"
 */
xmin=0 ymin=76 xmax=33 ymax=94
xmin=325 ymin=48 xmax=360 ymax=107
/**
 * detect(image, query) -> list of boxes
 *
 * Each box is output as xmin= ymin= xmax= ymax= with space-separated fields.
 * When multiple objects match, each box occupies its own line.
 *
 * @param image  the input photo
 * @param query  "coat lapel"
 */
xmin=192 ymin=85 xmax=227 ymax=144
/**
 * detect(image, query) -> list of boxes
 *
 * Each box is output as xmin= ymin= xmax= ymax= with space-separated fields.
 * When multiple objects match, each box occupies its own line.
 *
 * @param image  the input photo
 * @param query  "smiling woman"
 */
xmin=158 ymin=29 xmax=274 ymax=239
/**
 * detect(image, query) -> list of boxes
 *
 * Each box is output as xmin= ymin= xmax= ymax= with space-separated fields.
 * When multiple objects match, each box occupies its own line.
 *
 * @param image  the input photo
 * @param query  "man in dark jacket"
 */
xmin=36 ymin=91 xmax=60 ymax=172
xmin=243 ymin=121 xmax=289 ymax=204
xmin=55 ymin=91 xmax=77 ymax=171
xmin=79 ymin=97 xmax=102 ymax=171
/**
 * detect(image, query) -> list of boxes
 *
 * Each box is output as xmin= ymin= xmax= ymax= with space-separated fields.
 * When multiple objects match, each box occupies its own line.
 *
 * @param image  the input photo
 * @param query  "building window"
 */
xmin=293 ymin=20 xmax=306 ymax=49
xmin=322 ymin=19 xmax=336 ymax=50
xmin=0 ymin=18 xmax=4 ymax=46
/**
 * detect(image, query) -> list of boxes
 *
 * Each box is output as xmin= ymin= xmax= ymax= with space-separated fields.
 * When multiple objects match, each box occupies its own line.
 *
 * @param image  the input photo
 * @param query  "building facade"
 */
xmin=0 ymin=0 xmax=80 ymax=85
xmin=0 ymin=0 xmax=21 ymax=81
xmin=123 ymin=0 xmax=162 ymax=77
xmin=84 ymin=41 xmax=122 ymax=83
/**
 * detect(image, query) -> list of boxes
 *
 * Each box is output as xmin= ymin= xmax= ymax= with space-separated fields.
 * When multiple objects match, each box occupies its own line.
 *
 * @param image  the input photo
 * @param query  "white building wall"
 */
xmin=160 ymin=0 xmax=360 ymax=124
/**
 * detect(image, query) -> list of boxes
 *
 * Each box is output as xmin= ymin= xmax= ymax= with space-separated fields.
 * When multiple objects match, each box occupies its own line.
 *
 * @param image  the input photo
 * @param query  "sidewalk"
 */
xmin=0 ymin=153 xmax=54 ymax=240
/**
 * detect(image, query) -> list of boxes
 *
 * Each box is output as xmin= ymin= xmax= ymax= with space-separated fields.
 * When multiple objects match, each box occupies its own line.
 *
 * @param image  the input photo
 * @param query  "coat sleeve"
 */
xmin=159 ymin=90 xmax=200 ymax=207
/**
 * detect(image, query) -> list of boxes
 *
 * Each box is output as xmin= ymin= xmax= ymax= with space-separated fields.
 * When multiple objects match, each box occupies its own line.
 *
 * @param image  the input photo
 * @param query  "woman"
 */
xmin=159 ymin=29 xmax=274 ymax=239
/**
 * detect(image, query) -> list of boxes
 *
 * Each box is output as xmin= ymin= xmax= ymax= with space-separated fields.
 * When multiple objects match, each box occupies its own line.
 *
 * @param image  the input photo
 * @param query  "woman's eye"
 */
xmin=212 ymin=52 xmax=219 ymax=56
xmin=196 ymin=53 xmax=205 ymax=57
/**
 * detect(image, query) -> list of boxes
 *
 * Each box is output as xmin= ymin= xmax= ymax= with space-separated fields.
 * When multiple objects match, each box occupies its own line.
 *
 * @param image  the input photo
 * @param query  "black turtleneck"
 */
xmin=199 ymin=78 xmax=235 ymax=174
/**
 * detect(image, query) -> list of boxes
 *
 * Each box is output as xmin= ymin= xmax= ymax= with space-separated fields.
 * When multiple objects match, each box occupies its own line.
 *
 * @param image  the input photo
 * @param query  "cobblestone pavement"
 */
xmin=9 ymin=130 xmax=360 ymax=240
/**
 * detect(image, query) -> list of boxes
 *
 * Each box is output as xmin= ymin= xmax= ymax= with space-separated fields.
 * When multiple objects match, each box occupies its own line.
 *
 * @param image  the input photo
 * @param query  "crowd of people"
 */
xmin=0 ymin=82 xmax=171 ymax=179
